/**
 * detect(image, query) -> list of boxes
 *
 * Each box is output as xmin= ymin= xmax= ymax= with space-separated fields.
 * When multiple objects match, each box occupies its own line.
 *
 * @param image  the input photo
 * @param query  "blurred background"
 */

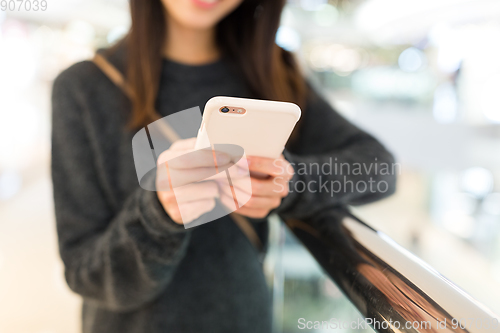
xmin=1 ymin=0 xmax=500 ymax=332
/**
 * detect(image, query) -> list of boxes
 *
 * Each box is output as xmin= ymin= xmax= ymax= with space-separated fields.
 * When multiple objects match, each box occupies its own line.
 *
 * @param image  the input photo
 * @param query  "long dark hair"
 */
xmin=123 ymin=0 xmax=307 ymax=129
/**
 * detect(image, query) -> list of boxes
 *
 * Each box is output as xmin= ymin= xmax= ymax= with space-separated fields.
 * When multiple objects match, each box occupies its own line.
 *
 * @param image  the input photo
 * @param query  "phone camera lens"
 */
xmin=221 ymin=107 xmax=229 ymax=113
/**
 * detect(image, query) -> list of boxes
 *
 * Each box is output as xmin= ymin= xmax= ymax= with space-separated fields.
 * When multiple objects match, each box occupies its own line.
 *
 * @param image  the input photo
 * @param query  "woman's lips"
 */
xmin=191 ymin=0 xmax=220 ymax=9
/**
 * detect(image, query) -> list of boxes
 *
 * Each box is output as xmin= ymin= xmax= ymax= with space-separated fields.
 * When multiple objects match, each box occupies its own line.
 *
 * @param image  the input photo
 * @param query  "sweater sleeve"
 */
xmin=51 ymin=67 xmax=190 ymax=312
xmin=276 ymin=85 xmax=397 ymax=220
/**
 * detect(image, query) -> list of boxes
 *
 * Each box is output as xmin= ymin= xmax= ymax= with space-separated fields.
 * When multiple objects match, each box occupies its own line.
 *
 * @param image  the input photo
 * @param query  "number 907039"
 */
xmin=1 ymin=0 xmax=47 ymax=11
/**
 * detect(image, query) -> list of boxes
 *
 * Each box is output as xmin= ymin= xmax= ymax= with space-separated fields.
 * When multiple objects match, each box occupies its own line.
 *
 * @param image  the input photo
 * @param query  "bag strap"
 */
xmin=93 ymin=53 xmax=134 ymax=98
xmin=92 ymin=53 xmax=263 ymax=251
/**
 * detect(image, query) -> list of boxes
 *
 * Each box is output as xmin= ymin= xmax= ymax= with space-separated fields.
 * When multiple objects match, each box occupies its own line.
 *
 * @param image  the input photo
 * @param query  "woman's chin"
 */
xmin=162 ymin=0 xmax=242 ymax=31
xmin=172 ymin=16 xmax=219 ymax=31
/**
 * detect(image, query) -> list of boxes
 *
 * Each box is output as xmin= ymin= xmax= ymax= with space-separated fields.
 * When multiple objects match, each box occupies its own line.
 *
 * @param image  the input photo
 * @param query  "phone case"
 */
xmin=195 ymin=96 xmax=301 ymax=158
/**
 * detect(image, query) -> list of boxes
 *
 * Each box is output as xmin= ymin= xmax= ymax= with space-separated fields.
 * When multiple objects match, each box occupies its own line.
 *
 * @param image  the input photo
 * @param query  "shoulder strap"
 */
xmin=93 ymin=53 xmax=134 ymax=99
xmin=230 ymin=212 xmax=263 ymax=250
xmin=91 ymin=54 xmax=263 ymax=252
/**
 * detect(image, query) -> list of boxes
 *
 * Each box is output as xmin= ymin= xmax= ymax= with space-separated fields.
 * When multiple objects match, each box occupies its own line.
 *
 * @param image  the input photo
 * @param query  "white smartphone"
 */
xmin=195 ymin=96 xmax=301 ymax=159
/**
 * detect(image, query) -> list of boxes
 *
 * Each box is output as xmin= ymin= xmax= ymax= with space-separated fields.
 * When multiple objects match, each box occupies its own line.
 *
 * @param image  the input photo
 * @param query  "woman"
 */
xmin=51 ymin=0 xmax=396 ymax=332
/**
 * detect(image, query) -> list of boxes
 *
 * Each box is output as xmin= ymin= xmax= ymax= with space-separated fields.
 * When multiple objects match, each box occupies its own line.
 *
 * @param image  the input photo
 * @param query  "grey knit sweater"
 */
xmin=51 ymin=48 xmax=396 ymax=333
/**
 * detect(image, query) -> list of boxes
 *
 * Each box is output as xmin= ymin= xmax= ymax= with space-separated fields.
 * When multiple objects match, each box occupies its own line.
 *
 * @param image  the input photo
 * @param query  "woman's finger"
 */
xmin=163 ymin=149 xmax=230 ymax=169
xmin=158 ymin=189 xmax=218 ymax=224
xmin=177 ymin=198 xmax=217 ymax=224
xmin=157 ymin=149 xmax=189 ymax=166
xmin=228 ymin=175 xmax=290 ymax=197
xmin=165 ymin=163 xmax=237 ymax=188
xmin=246 ymin=155 xmax=294 ymax=179
xmin=218 ymin=180 xmax=272 ymax=205
xmin=172 ymin=181 xmax=219 ymax=203
xmin=219 ymin=185 xmax=281 ymax=209
xmin=220 ymin=193 xmax=271 ymax=219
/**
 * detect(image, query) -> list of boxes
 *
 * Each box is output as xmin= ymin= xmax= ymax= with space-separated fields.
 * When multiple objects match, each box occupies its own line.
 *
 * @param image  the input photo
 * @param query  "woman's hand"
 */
xmin=156 ymin=138 xmax=232 ymax=224
xmin=218 ymin=155 xmax=294 ymax=219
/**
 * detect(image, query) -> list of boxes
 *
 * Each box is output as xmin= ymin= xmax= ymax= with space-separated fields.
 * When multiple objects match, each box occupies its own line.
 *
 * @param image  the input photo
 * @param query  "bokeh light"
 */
xmin=0 ymin=170 xmax=22 ymax=200
xmin=0 ymin=22 xmax=36 ymax=92
xmin=460 ymin=167 xmax=494 ymax=198
xmin=276 ymin=26 xmax=301 ymax=52
xmin=442 ymin=211 xmax=475 ymax=239
xmin=433 ymin=82 xmax=458 ymax=123
xmin=429 ymin=24 xmax=463 ymax=73
xmin=398 ymin=47 xmax=426 ymax=72
xmin=308 ymin=44 xmax=362 ymax=75
xmin=0 ymin=100 xmax=40 ymax=169
xmin=299 ymin=0 xmax=328 ymax=11
xmin=480 ymin=74 xmax=500 ymax=123
xmin=107 ymin=25 xmax=128 ymax=44
xmin=314 ymin=4 xmax=339 ymax=27
xmin=483 ymin=193 xmax=500 ymax=215
xmin=0 ymin=248 xmax=4 ymax=271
